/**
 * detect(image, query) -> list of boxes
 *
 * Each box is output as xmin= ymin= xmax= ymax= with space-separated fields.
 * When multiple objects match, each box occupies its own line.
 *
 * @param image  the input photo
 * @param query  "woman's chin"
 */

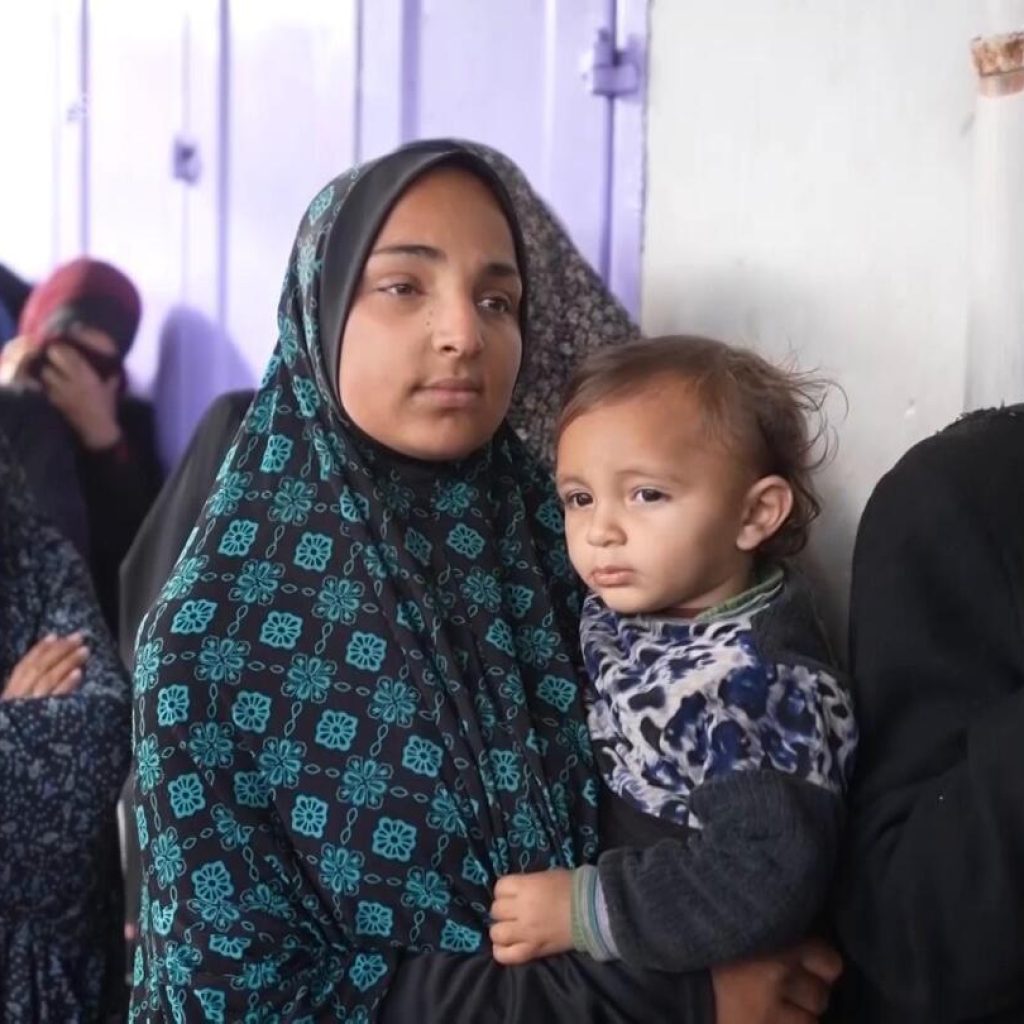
xmin=386 ymin=422 xmax=498 ymax=463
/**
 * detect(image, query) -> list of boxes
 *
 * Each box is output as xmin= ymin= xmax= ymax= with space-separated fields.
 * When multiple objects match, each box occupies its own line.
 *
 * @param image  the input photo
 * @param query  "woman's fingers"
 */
xmin=46 ymin=666 xmax=84 ymax=696
xmin=780 ymin=967 xmax=832 ymax=1017
xmin=795 ymin=939 xmax=843 ymax=984
xmin=28 ymin=642 xmax=89 ymax=696
xmin=3 ymin=633 xmax=88 ymax=699
xmin=0 ymin=334 xmax=36 ymax=384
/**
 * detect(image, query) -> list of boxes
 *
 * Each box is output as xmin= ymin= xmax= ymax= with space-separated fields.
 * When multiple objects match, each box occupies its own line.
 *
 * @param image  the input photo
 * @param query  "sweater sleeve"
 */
xmin=596 ymin=772 xmax=841 ymax=972
xmin=835 ymin=418 xmax=1024 ymax=1019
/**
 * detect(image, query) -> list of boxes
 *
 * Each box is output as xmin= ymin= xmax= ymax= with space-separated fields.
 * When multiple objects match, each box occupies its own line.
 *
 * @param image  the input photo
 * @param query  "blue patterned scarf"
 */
xmin=130 ymin=142 xmax=599 ymax=1022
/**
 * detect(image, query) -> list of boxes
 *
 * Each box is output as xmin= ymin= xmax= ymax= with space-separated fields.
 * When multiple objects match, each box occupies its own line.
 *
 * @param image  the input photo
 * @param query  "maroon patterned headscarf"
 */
xmin=18 ymin=258 xmax=141 ymax=361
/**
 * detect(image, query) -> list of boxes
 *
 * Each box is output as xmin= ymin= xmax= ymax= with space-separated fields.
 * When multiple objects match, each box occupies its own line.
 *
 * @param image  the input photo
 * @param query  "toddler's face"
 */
xmin=555 ymin=378 xmax=756 ymax=617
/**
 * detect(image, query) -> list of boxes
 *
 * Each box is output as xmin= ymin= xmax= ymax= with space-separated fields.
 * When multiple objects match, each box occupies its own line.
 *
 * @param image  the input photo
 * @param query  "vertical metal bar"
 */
xmin=80 ymin=0 xmax=90 ymax=252
xmin=607 ymin=0 xmax=648 ymax=318
xmin=399 ymin=0 xmax=420 ymax=142
xmin=217 ymin=0 xmax=230 ymax=328
xmin=181 ymin=6 xmax=190 ymax=301
xmin=353 ymin=0 xmax=364 ymax=161
xmin=598 ymin=0 xmax=616 ymax=283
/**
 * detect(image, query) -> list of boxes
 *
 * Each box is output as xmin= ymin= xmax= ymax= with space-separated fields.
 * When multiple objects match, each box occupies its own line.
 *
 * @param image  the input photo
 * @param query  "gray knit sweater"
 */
xmin=571 ymin=567 xmax=858 ymax=972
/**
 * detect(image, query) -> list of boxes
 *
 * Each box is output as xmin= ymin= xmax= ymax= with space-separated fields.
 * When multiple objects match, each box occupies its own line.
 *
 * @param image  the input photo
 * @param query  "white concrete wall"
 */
xmin=642 ymin=0 xmax=1009 ymax=640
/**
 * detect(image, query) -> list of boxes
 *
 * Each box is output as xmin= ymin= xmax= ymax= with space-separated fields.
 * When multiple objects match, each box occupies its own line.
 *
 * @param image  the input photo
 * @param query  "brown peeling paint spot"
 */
xmin=972 ymin=31 xmax=1024 ymax=95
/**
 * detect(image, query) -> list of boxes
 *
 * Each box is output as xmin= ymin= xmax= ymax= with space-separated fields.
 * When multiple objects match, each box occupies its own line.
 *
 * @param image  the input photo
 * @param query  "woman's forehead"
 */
xmin=370 ymin=166 xmax=517 ymax=259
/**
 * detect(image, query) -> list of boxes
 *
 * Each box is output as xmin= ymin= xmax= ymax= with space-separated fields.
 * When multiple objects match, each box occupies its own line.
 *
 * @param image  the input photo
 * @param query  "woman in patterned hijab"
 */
xmin=0 ymin=431 xmax=131 ymax=1021
xmin=130 ymin=140 xmax=837 ymax=1023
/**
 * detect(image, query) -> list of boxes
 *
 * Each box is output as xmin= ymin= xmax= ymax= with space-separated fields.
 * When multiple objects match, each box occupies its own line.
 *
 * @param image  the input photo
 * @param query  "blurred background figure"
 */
xmin=0 ymin=430 xmax=131 ymax=1022
xmin=0 ymin=258 xmax=163 ymax=636
xmin=0 ymin=263 xmax=31 ymax=347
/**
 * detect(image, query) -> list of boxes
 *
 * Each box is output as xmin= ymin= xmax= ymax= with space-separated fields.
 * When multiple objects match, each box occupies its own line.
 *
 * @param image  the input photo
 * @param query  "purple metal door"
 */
xmin=358 ymin=0 xmax=646 ymax=315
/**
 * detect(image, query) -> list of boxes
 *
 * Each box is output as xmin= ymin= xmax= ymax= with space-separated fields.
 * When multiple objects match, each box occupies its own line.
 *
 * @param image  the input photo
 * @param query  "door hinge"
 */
xmin=581 ymin=27 xmax=640 ymax=98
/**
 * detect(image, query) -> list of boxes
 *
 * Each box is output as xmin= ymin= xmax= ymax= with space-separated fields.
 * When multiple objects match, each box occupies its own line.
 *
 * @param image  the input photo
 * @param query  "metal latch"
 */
xmin=581 ymin=27 xmax=640 ymax=98
xmin=172 ymin=136 xmax=202 ymax=185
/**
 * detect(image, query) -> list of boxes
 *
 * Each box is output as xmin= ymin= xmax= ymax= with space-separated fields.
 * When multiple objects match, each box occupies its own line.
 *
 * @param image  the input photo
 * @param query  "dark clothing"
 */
xmin=379 ymin=945 xmax=713 ymax=1023
xmin=0 ymin=387 xmax=88 ymax=554
xmin=0 ymin=263 xmax=31 ymax=325
xmin=0 ymin=298 xmax=15 ymax=345
xmin=79 ymin=396 xmax=163 ymax=635
xmin=584 ymin=571 xmax=854 ymax=971
xmin=119 ymin=389 xmax=253 ymax=662
xmin=833 ymin=405 xmax=1024 ymax=1023
xmin=0 ymin=431 xmax=132 ymax=1022
xmin=0 ymin=386 xmax=161 ymax=635
xmin=600 ymin=775 xmax=842 ymax=965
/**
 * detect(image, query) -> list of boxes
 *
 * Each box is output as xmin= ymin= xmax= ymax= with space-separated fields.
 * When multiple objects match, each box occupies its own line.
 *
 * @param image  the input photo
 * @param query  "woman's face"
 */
xmin=338 ymin=166 xmax=524 ymax=461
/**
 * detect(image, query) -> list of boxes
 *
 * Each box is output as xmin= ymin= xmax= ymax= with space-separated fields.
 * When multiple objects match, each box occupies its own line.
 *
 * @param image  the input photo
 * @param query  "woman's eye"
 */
xmin=563 ymin=492 xmax=593 ymax=510
xmin=381 ymin=281 xmax=418 ymax=297
xmin=634 ymin=488 xmax=666 ymax=504
xmin=479 ymin=295 xmax=513 ymax=315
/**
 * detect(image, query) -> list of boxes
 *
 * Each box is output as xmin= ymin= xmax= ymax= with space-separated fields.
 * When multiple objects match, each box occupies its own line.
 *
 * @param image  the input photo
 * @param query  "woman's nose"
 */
xmin=432 ymin=294 xmax=484 ymax=357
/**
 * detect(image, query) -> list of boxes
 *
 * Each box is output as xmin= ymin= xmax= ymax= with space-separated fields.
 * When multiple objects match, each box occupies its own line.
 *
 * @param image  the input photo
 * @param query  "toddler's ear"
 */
xmin=736 ymin=475 xmax=794 ymax=552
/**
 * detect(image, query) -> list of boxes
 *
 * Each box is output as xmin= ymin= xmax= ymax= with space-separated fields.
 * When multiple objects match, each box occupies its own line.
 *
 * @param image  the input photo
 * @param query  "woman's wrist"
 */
xmin=79 ymin=417 xmax=123 ymax=452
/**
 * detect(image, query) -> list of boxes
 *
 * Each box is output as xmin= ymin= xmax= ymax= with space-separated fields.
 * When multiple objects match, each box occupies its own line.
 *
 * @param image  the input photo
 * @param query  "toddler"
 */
xmin=489 ymin=335 xmax=857 ymax=971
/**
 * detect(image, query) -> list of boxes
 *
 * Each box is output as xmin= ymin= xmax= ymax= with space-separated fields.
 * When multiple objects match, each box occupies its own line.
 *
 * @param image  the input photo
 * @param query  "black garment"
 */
xmin=0 ymin=430 xmax=131 ymax=1022
xmin=833 ymin=406 xmax=1024 ymax=1023
xmin=78 ymin=396 xmax=163 ymax=636
xmin=380 ymin=947 xmax=713 ymax=1023
xmin=118 ymin=389 xmax=252 ymax=662
xmin=0 ymin=263 xmax=31 ymax=324
xmin=0 ymin=386 xmax=88 ymax=554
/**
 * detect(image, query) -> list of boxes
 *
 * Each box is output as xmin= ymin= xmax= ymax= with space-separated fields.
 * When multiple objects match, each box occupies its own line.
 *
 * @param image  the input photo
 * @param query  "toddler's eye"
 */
xmin=563 ymin=492 xmax=593 ymax=510
xmin=634 ymin=488 xmax=667 ymax=504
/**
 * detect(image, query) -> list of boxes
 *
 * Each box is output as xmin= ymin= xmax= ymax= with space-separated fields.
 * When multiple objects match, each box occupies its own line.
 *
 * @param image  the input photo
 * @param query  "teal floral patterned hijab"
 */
xmin=130 ymin=141 xmax=600 ymax=1021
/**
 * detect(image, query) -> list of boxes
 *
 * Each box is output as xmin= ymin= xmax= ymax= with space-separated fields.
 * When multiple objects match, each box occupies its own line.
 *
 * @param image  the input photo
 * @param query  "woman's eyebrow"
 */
xmin=370 ymin=243 xmax=443 ymax=261
xmin=369 ymin=244 xmax=519 ymax=280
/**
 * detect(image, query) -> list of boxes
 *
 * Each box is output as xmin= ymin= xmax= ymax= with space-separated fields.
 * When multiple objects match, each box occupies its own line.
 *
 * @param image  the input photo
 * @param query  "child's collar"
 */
xmin=690 ymin=563 xmax=785 ymax=623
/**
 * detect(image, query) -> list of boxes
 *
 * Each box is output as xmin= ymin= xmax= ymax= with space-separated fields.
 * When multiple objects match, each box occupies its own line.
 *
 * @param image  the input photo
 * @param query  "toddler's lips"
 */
xmin=591 ymin=567 xmax=634 ymax=587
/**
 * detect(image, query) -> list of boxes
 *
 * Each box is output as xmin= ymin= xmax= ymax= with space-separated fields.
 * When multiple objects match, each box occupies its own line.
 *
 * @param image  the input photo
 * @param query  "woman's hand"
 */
xmin=0 ymin=334 xmax=39 ymax=386
xmin=712 ymin=939 xmax=842 ymax=1024
xmin=40 ymin=333 xmax=122 ymax=450
xmin=3 ymin=632 xmax=90 ymax=699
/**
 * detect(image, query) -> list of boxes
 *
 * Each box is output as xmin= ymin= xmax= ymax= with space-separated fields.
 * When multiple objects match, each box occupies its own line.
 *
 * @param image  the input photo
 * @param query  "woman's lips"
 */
xmin=418 ymin=379 xmax=482 ymax=408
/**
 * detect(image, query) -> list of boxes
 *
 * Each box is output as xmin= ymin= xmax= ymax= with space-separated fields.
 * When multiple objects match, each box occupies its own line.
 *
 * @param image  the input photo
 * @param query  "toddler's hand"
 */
xmin=489 ymin=868 xmax=573 ymax=965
